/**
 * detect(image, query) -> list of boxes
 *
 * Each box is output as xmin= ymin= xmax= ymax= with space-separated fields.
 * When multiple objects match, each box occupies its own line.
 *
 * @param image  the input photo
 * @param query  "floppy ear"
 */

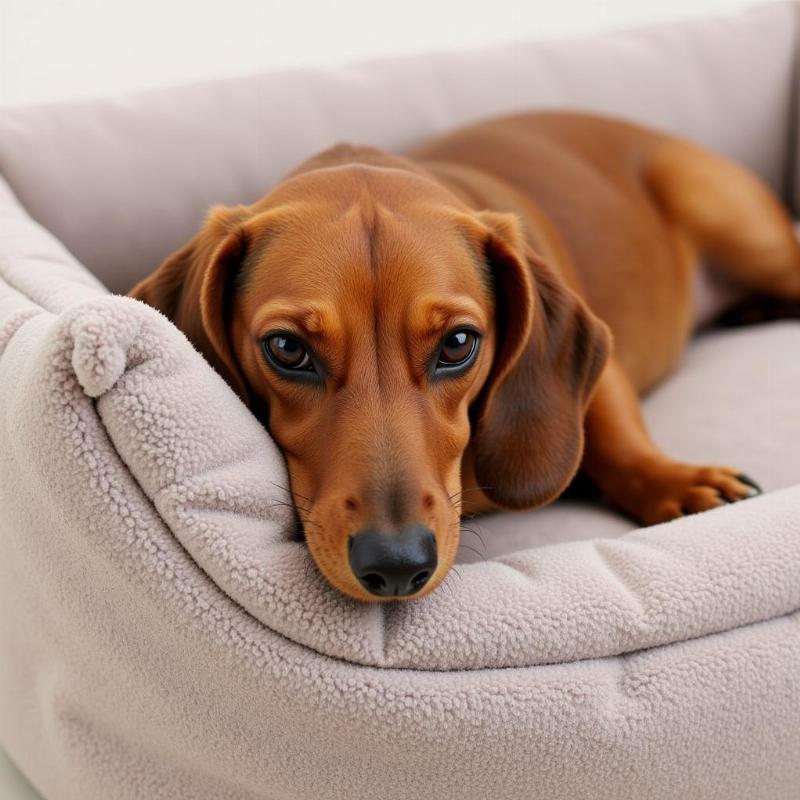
xmin=129 ymin=205 xmax=253 ymax=401
xmin=470 ymin=211 xmax=611 ymax=510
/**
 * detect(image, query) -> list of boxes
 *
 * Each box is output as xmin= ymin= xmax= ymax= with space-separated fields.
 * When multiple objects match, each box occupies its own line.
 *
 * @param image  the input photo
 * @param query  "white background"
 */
xmin=1 ymin=0 xmax=761 ymax=108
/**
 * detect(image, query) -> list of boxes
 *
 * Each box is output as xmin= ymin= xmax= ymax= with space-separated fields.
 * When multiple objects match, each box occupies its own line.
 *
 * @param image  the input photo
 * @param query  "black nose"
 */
xmin=348 ymin=525 xmax=437 ymax=597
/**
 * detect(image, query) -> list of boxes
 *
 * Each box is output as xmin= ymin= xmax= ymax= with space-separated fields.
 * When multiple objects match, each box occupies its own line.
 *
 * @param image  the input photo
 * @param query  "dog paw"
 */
xmin=608 ymin=458 xmax=762 ymax=525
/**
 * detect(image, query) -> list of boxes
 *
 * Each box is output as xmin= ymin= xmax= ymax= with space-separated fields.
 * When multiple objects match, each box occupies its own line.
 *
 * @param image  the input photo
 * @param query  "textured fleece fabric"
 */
xmin=2 ymin=5 xmax=800 ymax=800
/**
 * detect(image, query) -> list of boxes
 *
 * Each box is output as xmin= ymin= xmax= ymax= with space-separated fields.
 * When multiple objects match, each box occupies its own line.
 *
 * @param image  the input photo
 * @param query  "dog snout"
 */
xmin=348 ymin=524 xmax=438 ymax=597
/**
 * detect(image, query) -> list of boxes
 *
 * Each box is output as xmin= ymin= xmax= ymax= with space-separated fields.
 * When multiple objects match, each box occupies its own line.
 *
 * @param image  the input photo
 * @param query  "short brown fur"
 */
xmin=131 ymin=112 xmax=800 ymax=600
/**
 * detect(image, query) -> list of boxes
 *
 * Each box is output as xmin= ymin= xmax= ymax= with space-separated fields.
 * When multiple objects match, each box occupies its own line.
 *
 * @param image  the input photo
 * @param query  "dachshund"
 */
xmin=130 ymin=111 xmax=800 ymax=601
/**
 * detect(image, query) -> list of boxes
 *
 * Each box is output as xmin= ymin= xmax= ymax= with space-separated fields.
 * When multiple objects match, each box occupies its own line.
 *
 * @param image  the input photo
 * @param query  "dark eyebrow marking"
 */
xmin=455 ymin=223 xmax=494 ymax=297
xmin=232 ymin=256 xmax=254 ymax=295
xmin=232 ymin=227 xmax=279 ymax=297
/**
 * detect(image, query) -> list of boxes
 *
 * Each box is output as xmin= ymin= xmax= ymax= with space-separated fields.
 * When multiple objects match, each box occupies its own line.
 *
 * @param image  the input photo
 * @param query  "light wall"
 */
xmin=1 ymin=0 xmax=760 ymax=107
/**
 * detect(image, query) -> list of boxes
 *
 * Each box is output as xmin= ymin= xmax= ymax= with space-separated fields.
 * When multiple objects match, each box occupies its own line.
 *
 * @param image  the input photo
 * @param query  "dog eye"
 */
xmin=436 ymin=329 xmax=479 ymax=372
xmin=264 ymin=334 xmax=314 ymax=372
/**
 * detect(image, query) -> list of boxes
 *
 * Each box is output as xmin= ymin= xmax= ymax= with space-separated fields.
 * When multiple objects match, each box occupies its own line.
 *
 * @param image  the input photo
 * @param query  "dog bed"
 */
xmin=2 ymin=4 xmax=800 ymax=799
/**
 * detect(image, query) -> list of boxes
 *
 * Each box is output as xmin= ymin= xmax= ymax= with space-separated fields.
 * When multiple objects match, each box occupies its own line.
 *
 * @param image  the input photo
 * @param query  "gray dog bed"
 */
xmin=1 ymin=4 xmax=800 ymax=799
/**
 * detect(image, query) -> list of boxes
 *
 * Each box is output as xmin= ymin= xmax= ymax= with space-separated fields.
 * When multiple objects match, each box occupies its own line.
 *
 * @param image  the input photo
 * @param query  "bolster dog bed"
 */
xmin=2 ymin=4 xmax=800 ymax=799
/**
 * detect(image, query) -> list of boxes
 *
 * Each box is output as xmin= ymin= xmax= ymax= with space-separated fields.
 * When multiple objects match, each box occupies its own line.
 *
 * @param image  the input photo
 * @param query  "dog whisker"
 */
xmin=458 ymin=525 xmax=487 ymax=553
xmin=437 ymin=566 xmax=462 ymax=597
xmin=266 ymin=501 xmax=308 ymax=521
xmin=268 ymin=500 xmax=308 ymax=513
xmin=447 ymin=490 xmax=489 ymax=514
xmin=438 ymin=571 xmax=457 ymax=598
xmin=456 ymin=542 xmax=486 ymax=561
xmin=269 ymin=481 xmax=316 ymax=507
xmin=447 ymin=485 xmax=492 ymax=501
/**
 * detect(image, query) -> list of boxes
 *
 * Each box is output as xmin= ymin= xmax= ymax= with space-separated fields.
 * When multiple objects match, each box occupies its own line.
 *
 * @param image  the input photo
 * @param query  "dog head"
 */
xmin=130 ymin=152 xmax=609 ymax=601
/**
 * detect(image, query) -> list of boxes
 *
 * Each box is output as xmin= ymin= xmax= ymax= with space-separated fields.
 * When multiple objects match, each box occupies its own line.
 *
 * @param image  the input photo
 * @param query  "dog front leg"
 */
xmin=581 ymin=359 xmax=761 ymax=525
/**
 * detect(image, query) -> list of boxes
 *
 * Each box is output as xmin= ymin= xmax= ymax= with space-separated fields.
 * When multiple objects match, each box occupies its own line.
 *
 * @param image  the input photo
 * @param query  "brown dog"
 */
xmin=130 ymin=111 xmax=800 ymax=601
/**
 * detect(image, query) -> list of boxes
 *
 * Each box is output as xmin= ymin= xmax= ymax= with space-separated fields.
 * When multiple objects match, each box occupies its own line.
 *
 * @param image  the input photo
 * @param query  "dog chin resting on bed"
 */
xmin=130 ymin=110 xmax=800 ymax=602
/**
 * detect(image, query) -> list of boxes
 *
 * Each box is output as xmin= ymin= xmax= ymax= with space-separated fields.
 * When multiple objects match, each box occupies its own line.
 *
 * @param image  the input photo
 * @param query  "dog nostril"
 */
xmin=361 ymin=573 xmax=386 ymax=592
xmin=410 ymin=571 xmax=431 ymax=591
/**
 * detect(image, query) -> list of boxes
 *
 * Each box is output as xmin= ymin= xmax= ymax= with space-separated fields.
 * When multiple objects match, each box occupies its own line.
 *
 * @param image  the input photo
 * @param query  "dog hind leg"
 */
xmin=646 ymin=137 xmax=800 ymax=302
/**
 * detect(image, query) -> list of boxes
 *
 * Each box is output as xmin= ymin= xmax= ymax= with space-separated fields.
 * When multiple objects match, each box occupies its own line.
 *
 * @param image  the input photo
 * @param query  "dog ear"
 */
xmin=129 ymin=205 xmax=253 ymax=401
xmin=470 ymin=211 xmax=611 ymax=510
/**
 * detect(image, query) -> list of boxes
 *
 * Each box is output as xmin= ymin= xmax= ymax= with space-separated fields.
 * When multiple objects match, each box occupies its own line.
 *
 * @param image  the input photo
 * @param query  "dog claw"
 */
xmin=737 ymin=473 xmax=763 ymax=496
